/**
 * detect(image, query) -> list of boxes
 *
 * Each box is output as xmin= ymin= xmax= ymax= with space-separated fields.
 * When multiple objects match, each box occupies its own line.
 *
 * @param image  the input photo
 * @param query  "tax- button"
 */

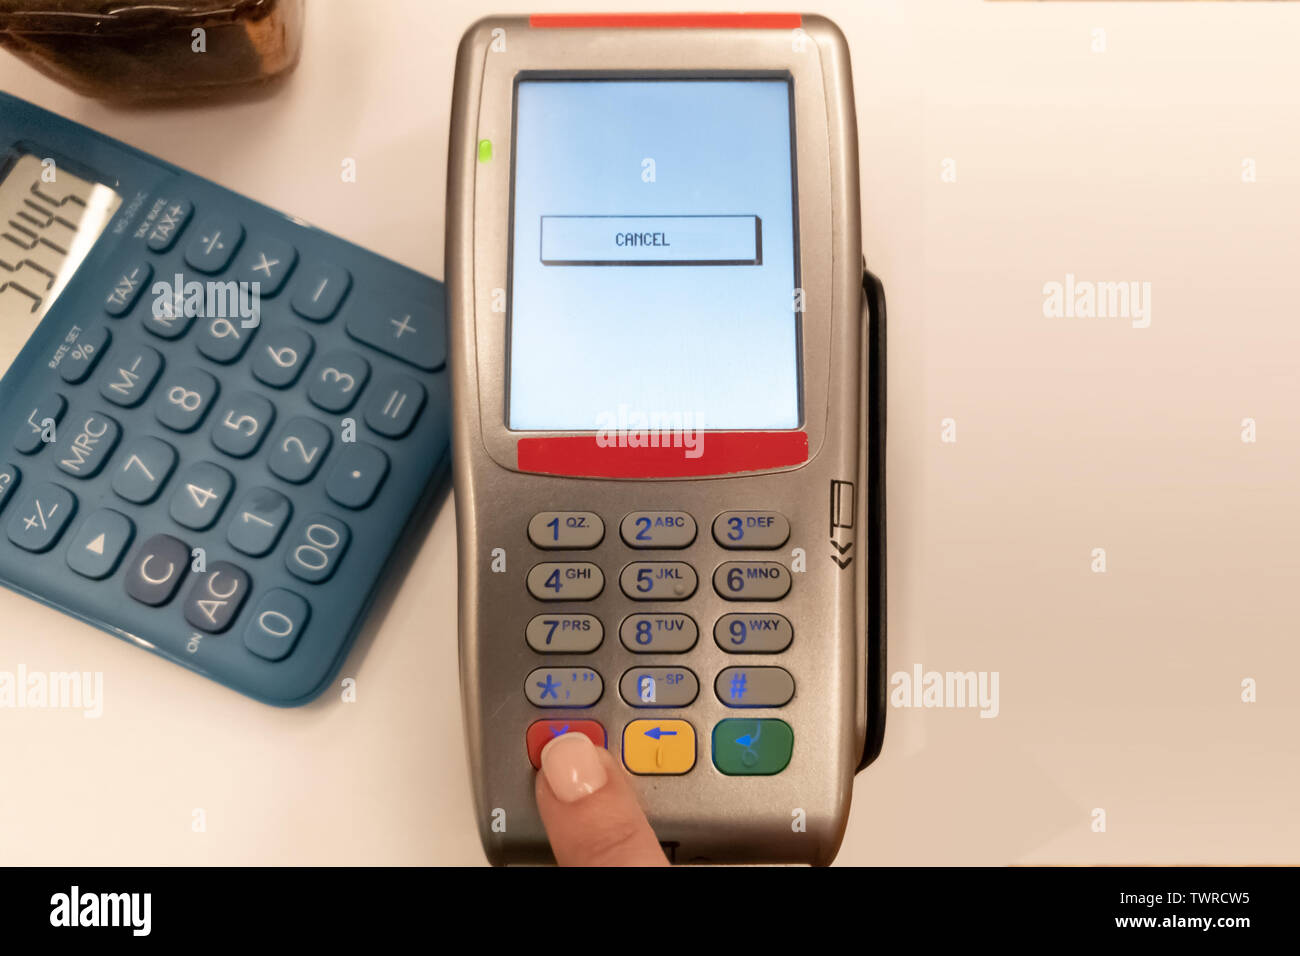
xmin=526 ymin=721 xmax=606 ymax=769
xmin=623 ymin=720 xmax=696 ymax=775
xmin=713 ymin=511 xmax=790 ymax=550
xmin=345 ymin=295 xmax=446 ymax=371
xmin=526 ymin=562 xmax=603 ymax=601
xmin=620 ymin=511 xmax=696 ymax=549
xmin=124 ymin=534 xmax=189 ymax=606
xmin=525 ymin=667 xmax=603 ymax=707
xmin=527 ymin=512 xmax=603 ymax=549
xmin=183 ymin=561 xmax=251 ymax=633
xmin=620 ymin=562 xmax=697 ymax=601
xmin=712 ymin=719 xmax=794 ymax=776
xmin=243 ymin=588 xmax=310 ymax=661
xmin=713 ymin=562 xmax=791 ymax=601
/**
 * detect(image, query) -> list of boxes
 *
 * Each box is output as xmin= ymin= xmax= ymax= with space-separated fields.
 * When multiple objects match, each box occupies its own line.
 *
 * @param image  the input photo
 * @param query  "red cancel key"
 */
xmin=526 ymin=719 xmax=607 ymax=769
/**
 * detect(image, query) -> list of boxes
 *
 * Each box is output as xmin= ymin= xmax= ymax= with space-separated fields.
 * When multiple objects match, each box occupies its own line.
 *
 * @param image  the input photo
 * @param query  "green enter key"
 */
xmin=712 ymin=719 xmax=794 ymax=775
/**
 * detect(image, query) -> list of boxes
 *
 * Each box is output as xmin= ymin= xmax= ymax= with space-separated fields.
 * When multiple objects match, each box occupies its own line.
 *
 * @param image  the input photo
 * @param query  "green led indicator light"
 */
xmin=477 ymin=139 xmax=493 ymax=163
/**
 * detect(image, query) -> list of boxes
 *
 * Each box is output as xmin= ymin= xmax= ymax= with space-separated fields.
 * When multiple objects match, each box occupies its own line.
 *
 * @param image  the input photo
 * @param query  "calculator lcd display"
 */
xmin=507 ymin=78 xmax=801 ymax=431
xmin=0 ymin=153 xmax=121 ymax=368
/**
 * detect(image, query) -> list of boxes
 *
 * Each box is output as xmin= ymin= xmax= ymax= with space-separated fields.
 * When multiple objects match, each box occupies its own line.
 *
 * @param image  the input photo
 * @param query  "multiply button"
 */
xmin=235 ymin=236 xmax=297 ymax=297
xmin=620 ymin=511 xmax=696 ymax=549
xmin=345 ymin=294 xmax=446 ymax=371
xmin=713 ymin=511 xmax=790 ymax=550
xmin=623 ymin=720 xmax=696 ymax=775
xmin=716 ymin=667 xmax=795 ymax=708
xmin=526 ymin=720 xmax=606 ymax=769
xmin=6 ymin=482 xmax=76 ymax=553
xmin=525 ymin=614 xmax=604 ymax=653
xmin=713 ymin=561 xmax=791 ymax=601
xmin=527 ymin=512 xmax=604 ymax=549
xmin=620 ymin=668 xmax=699 ymax=708
xmin=619 ymin=613 xmax=698 ymax=653
xmin=712 ymin=719 xmax=794 ymax=776
xmin=714 ymin=613 xmax=794 ymax=653
xmin=620 ymin=562 xmax=697 ymax=601
xmin=525 ymin=667 xmax=603 ymax=707
xmin=527 ymin=562 xmax=604 ymax=601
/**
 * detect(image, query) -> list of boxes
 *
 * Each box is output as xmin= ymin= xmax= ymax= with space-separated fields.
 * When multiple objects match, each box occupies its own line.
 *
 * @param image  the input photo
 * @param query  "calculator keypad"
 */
xmin=0 ymin=179 xmax=448 ymax=703
xmin=524 ymin=508 xmax=797 ymax=777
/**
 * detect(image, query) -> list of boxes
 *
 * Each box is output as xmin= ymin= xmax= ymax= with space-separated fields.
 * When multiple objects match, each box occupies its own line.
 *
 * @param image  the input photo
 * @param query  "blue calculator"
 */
xmin=0 ymin=92 xmax=449 ymax=705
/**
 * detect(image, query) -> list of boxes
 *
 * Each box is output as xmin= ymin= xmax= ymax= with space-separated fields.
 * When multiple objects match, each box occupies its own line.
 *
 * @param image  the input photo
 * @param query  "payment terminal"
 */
xmin=0 ymin=93 xmax=450 ymax=705
xmin=448 ymin=13 xmax=886 ymax=863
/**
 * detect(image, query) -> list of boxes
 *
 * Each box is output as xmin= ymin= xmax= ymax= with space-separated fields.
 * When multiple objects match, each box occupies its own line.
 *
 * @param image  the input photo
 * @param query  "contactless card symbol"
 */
xmin=829 ymin=478 xmax=855 ymax=569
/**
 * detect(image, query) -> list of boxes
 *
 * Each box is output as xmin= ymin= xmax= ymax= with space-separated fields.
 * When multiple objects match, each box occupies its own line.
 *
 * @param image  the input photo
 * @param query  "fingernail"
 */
xmin=540 ymin=732 xmax=608 ymax=803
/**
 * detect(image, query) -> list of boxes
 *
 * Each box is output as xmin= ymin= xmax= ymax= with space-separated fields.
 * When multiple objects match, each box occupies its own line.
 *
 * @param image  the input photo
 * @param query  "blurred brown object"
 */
xmin=0 ymin=0 xmax=304 ymax=104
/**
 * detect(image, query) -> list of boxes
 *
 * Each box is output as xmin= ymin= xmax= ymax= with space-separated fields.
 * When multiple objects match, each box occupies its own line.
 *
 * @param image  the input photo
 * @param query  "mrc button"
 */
xmin=713 ymin=561 xmax=791 ymax=601
xmin=620 ymin=511 xmax=696 ymax=549
xmin=526 ymin=562 xmax=604 ymax=601
xmin=713 ymin=511 xmax=790 ymax=550
xmin=527 ymin=511 xmax=604 ymax=550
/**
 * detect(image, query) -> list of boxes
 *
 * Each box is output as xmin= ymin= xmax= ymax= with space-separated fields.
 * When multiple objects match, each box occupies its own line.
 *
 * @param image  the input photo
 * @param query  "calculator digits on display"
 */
xmin=0 ymin=93 xmax=449 ymax=705
xmin=448 ymin=14 xmax=886 ymax=864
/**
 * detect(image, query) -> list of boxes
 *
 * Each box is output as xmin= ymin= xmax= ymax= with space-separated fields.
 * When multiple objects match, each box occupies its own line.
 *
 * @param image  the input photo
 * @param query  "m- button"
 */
xmin=345 ymin=295 xmax=446 ymax=371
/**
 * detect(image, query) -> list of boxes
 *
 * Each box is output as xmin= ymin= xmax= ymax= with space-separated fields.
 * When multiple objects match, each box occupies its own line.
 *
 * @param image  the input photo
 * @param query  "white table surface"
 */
xmin=2 ymin=0 xmax=1297 ymax=865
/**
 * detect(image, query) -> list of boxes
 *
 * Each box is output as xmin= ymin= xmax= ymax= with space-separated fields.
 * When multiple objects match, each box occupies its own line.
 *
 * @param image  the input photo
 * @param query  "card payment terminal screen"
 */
xmin=508 ymin=78 xmax=800 ymax=431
